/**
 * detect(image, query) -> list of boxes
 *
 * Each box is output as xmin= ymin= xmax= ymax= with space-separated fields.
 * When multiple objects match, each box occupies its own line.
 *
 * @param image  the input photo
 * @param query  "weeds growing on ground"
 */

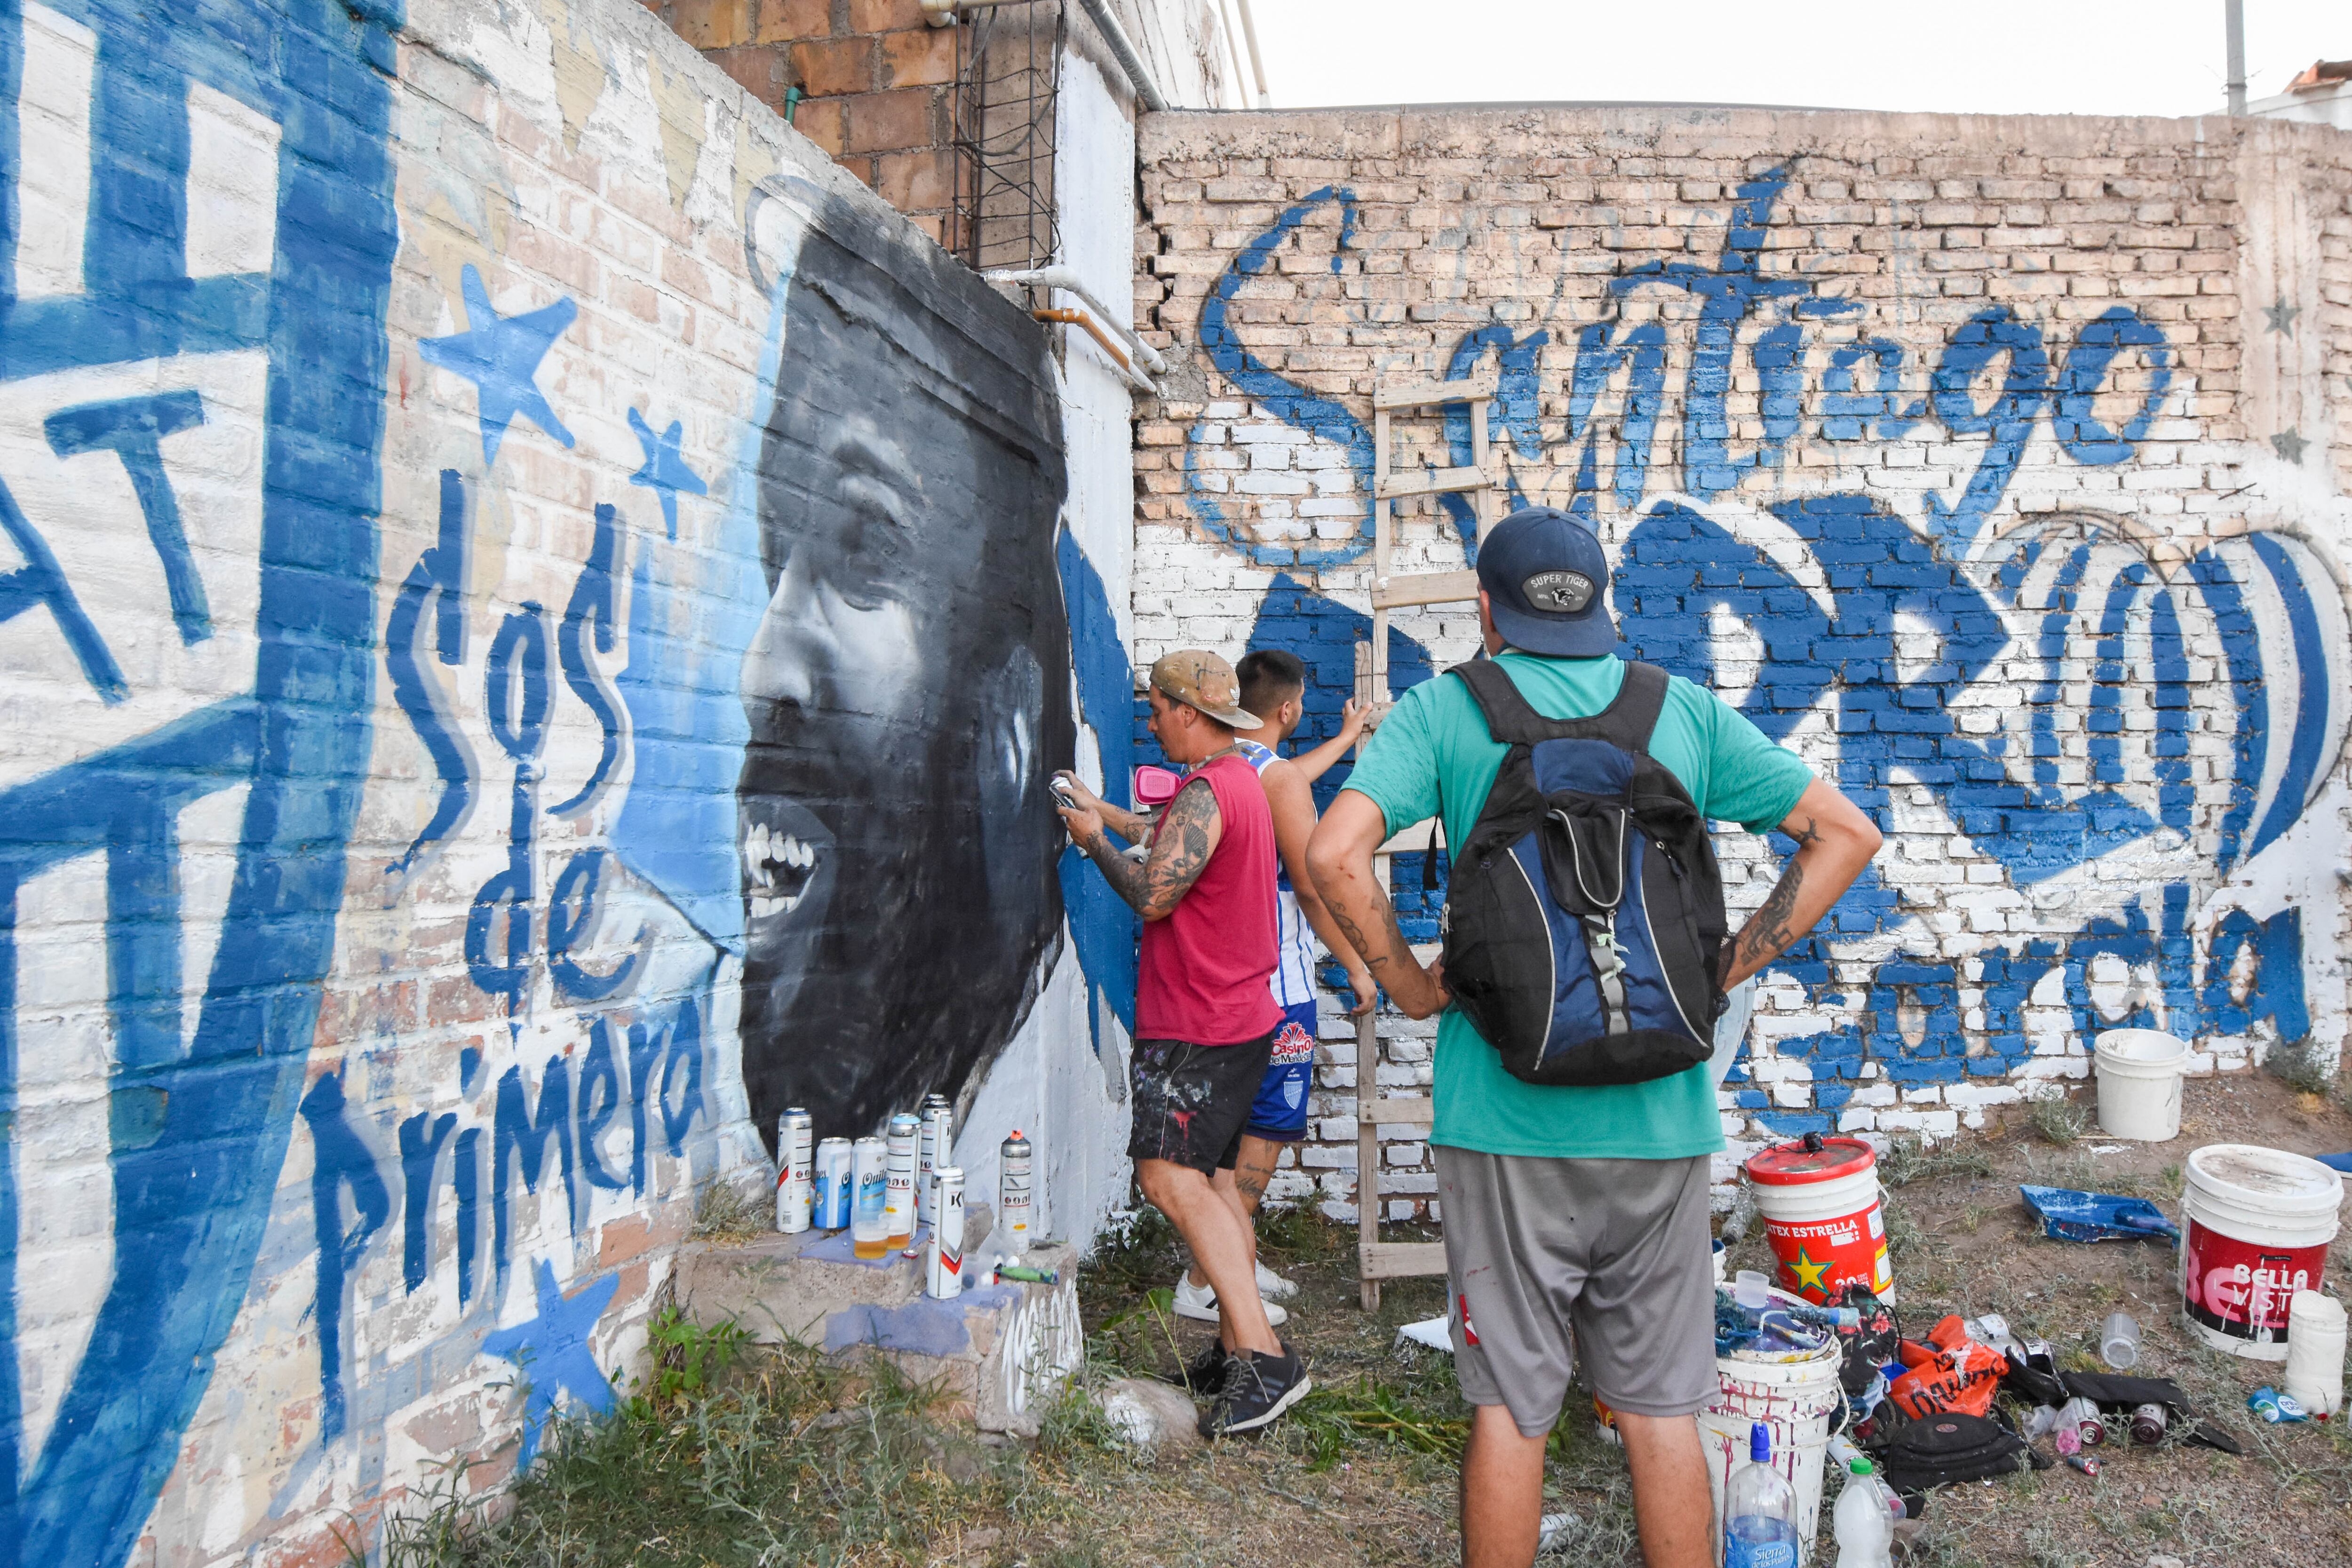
xmin=2028 ymin=1093 xmax=2088 ymax=1146
xmin=1879 ymin=1135 xmax=1994 ymax=1188
xmin=373 ymin=1341 xmax=1013 ymax=1567
xmin=2265 ymin=1038 xmax=2337 ymax=1097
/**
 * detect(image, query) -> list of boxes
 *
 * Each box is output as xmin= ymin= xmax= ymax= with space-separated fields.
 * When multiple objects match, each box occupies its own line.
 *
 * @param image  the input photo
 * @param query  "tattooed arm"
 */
xmin=1062 ymin=775 xmax=1224 ymax=922
xmin=1719 ymin=777 xmax=1883 ymax=989
xmin=1306 ymin=789 xmax=1450 ymax=1020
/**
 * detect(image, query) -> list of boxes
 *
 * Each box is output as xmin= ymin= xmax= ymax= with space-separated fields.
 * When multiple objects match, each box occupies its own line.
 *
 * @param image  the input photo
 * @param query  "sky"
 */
xmin=1237 ymin=0 xmax=2346 ymax=118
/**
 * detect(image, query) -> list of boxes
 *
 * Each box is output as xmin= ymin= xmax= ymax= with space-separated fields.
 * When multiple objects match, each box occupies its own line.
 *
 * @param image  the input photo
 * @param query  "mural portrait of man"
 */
xmin=737 ymin=190 xmax=1074 ymax=1145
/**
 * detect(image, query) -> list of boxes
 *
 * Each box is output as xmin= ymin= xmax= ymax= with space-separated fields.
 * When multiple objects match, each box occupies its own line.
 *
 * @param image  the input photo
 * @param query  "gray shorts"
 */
xmin=1437 ymin=1146 xmax=1716 ymax=1436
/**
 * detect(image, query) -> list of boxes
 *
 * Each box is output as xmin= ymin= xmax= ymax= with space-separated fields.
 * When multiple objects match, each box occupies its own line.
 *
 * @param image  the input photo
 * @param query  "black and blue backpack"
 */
xmin=1438 ymin=659 xmax=1730 ymax=1086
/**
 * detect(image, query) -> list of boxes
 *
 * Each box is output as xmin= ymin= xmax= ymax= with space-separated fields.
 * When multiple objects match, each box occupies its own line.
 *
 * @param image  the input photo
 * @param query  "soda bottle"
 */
xmin=1832 ymin=1457 xmax=1895 ymax=1568
xmin=1722 ymin=1422 xmax=1799 ymax=1568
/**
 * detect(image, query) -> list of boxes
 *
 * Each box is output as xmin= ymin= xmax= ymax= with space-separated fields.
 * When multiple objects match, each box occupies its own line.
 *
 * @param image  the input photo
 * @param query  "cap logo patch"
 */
xmin=1521 ymin=570 xmax=1595 ymax=614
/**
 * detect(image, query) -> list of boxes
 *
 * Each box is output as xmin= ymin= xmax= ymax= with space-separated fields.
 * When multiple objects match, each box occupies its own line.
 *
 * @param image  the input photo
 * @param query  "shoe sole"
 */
xmin=1173 ymin=1296 xmax=1287 ymax=1327
xmin=1212 ymin=1373 xmax=1312 ymax=1436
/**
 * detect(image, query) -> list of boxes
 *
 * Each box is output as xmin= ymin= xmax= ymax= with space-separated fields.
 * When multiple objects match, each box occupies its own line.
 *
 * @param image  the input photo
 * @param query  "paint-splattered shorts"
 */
xmin=1127 ymin=1032 xmax=1274 ymax=1175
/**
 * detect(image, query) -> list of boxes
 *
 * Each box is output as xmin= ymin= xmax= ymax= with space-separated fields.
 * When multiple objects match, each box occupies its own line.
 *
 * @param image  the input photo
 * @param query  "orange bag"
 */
xmin=1886 ymin=1314 xmax=2010 ymax=1419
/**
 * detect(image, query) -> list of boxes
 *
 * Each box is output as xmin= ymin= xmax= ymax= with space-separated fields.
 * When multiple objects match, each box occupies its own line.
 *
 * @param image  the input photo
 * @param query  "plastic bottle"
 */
xmin=1722 ymin=1422 xmax=1800 ymax=1568
xmin=1833 ymin=1457 xmax=1895 ymax=1568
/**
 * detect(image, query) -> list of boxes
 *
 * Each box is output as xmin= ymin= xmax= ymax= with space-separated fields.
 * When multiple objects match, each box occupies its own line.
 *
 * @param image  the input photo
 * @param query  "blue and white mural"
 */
xmin=1182 ymin=163 xmax=2349 ymax=1143
xmin=0 ymin=0 xmax=1113 ymax=1563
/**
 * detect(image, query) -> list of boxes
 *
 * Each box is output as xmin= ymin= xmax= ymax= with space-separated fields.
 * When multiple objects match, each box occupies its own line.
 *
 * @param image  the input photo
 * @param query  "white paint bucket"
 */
xmin=2092 ymin=1029 xmax=2188 ymax=1141
xmin=2179 ymin=1143 xmax=2345 ymax=1360
xmin=1701 ymin=1292 xmax=1845 ymax=1567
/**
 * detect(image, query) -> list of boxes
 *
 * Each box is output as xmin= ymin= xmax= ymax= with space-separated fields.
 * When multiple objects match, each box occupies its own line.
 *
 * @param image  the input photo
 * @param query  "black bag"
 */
xmin=1867 ymin=1410 xmax=2044 ymax=1502
xmin=1439 ymin=660 xmax=1730 ymax=1086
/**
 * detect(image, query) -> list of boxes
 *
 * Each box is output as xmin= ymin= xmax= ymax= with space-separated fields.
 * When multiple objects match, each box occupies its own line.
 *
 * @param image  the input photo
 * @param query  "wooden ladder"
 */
xmin=1352 ymin=367 xmax=1502 ymax=1310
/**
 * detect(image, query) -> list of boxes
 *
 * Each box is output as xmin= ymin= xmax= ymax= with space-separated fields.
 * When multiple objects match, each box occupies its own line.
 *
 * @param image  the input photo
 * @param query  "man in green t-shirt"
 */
xmin=1307 ymin=507 xmax=1881 ymax=1568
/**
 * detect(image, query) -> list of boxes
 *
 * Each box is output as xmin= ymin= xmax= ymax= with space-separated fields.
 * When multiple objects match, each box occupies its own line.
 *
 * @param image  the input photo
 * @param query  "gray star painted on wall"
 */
xmin=2272 ymin=429 xmax=2308 ymax=463
xmin=2262 ymin=295 xmax=2301 ymax=335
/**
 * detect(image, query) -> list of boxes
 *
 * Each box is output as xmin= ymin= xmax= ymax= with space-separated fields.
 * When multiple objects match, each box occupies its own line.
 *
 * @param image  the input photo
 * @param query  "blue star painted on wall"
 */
xmin=419 ymin=264 xmax=579 ymax=466
xmin=477 ymin=1257 xmax=620 ymax=1469
xmin=628 ymin=406 xmax=708 ymax=539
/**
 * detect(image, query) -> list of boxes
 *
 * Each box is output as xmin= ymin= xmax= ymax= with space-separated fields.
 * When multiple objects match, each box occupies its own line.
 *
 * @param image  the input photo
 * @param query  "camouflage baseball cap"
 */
xmin=1148 ymin=649 xmax=1259 ymax=729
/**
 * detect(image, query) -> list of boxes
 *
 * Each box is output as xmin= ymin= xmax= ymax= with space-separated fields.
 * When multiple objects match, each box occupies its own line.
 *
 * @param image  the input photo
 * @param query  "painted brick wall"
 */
xmin=1132 ymin=109 xmax=2352 ymax=1223
xmin=0 ymin=0 xmax=1140 ymax=1563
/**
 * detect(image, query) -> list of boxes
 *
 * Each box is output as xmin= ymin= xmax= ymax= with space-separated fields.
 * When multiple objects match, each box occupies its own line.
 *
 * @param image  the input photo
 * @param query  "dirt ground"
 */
xmin=1000 ymin=1067 xmax=2352 ymax=1568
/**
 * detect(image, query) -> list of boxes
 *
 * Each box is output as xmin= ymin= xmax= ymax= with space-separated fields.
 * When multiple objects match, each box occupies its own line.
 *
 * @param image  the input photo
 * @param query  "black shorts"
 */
xmin=1128 ymin=1032 xmax=1275 ymax=1176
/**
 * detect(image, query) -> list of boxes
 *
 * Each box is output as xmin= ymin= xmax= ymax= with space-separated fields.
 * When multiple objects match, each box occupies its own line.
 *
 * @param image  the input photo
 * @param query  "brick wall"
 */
xmin=647 ymin=0 xmax=961 ymax=240
xmin=1132 ymin=108 xmax=2352 ymax=1223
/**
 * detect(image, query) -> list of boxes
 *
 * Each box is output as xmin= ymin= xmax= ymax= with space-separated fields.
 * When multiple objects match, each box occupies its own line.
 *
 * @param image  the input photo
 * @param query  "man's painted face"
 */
xmin=733 ymin=214 xmax=1070 ymax=1142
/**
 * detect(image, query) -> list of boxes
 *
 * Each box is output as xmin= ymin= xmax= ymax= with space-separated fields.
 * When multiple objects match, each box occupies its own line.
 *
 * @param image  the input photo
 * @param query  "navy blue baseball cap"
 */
xmin=1474 ymin=506 xmax=1619 ymax=657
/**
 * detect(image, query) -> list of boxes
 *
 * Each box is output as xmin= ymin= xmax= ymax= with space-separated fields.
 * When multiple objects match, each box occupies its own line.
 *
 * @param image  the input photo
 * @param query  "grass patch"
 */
xmin=2265 ymin=1038 xmax=2337 ymax=1097
xmin=2027 ymin=1093 xmax=2087 ymax=1147
xmin=689 ymin=1178 xmax=768 ymax=1244
xmin=1879 ymin=1135 xmax=1994 ymax=1188
xmin=376 ymin=1340 xmax=1017 ymax=1567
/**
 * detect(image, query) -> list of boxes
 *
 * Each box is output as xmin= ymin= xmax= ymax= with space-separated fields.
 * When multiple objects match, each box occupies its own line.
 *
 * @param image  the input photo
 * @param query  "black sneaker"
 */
xmin=1198 ymin=1341 xmax=1310 ymax=1438
xmin=1173 ymin=1339 xmax=1230 ymax=1397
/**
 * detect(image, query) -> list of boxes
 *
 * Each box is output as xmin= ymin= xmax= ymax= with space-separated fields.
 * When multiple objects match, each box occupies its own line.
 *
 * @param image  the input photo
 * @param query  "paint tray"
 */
xmin=2018 ymin=1184 xmax=2181 ymax=1244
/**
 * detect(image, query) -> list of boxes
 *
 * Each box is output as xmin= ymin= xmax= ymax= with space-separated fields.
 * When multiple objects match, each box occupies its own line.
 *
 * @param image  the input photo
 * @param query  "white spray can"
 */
xmin=998 ymin=1130 xmax=1033 ymax=1258
xmin=927 ymin=1167 xmax=966 ymax=1299
xmin=775 ymin=1108 xmax=813 ymax=1234
xmin=884 ymin=1113 xmax=920 ymax=1251
xmin=919 ymin=1101 xmax=952 ymax=1226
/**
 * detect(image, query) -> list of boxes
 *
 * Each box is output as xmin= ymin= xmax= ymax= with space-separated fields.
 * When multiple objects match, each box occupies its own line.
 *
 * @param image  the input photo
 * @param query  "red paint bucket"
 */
xmin=1744 ymin=1136 xmax=1894 ymax=1305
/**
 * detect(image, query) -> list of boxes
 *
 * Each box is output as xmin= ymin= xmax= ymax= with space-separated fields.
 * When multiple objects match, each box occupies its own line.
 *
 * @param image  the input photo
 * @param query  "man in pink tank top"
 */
xmin=1056 ymin=650 xmax=1312 ymax=1438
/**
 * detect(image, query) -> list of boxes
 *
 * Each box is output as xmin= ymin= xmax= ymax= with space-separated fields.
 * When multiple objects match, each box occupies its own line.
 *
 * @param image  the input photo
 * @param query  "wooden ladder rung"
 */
xmin=1377 ymin=818 xmax=1437 ymax=854
xmin=1361 ymin=1095 xmax=1433 ymax=1125
xmin=1369 ymin=570 xmax=1479 ymax=611
xmin=1374 ymin=370 xmax=1498 ymax=411
xmin=1359 ymin=1241 xmax=1449 ymax=1279
xmin=1375 ymin=466 xmax=1492 ymax=501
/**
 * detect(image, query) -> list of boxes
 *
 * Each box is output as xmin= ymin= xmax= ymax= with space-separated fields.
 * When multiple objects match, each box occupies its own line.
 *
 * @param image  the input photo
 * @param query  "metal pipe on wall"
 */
xmin=984 ymin=263 xmax=1168 ymax=378
xmin=1232 ymin=0 xmax=1271 ymax=108
xmin=1073 ymin=0 xmax=1169 ymax=111
xmin=2225 ymin=0 xmax=2246 ymax=115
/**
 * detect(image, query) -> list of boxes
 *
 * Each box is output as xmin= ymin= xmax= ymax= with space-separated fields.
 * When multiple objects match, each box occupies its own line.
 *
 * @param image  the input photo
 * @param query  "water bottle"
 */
xmin=1722 ymin=1422 xmax=1799 ymax=1568
xmin=1832 ymin=1457 xmax=1895 ymax=1568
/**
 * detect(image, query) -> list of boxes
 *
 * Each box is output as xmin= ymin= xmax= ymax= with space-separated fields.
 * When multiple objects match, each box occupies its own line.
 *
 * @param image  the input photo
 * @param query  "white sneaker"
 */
xmin=1172 ymin=1272 xmax=1288 ymax=1327
xmin=1255 ymin=1260 xmax=1299 ymax=1301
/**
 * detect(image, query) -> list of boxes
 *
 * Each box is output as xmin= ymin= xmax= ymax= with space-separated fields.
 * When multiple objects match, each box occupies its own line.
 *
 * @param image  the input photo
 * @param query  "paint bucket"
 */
xmin=2092 ymin=1029 xmax=2188 ymax=1142
xmin=1701 ymin=1286 xmax=1845 ymax=1565
xmin=1744 ymin=1137 xmax=1894 ymax=1305
xmin=813 ymin=1137 xmax=852 ymax=1230
xmin=2179 ymin=1144 xmax=2344 ymax=1359
xmin=2281 ymin=1290 xmax=2346 ymax=1417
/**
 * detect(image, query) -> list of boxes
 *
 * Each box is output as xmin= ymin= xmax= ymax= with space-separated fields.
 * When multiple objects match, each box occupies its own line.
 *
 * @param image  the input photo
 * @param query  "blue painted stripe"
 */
xmin=2247 ymin=534 xmax=2330 ymax=858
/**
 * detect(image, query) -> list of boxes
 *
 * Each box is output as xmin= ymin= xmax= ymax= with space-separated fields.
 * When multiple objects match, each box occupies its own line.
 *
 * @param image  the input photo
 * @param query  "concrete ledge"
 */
xmin=675 ymin=1212 xmax=1082 ymax=1435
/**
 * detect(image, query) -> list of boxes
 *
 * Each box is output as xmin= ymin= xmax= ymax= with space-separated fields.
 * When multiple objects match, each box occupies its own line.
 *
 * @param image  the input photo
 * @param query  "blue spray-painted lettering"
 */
xmin=45 ymin=390 xmax=212 ymax=642
xmin=299 ymin=1070 xmax=390 ymax=1444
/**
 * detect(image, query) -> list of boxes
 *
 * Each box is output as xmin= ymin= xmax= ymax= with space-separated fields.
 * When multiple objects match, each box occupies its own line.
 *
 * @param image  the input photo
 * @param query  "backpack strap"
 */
xmin=1448 ymin=657 xmax=1673 ymax=754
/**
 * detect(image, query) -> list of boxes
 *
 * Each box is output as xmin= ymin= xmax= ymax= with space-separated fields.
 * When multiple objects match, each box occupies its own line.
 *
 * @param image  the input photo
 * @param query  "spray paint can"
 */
xmin=775 ymin=1109 xmax=814 ymax=1234
xmin=2129 ymin=1402 xmax=2168 ymax=1445
xmin=998 ymin=1130 xmax=1033 ymax=1257
xmin=813 ymin=1137 xmax=852 ymax=1230
xmin=927 ymin=1167 xmax=966 ymax=1299
xmin=851 ymin=1136 xmax=889 ymax=1259
xmin=918 ymin=1099 xmax=951 ymax=1226
xmin=884 ymin=1113 xmax=920 ymax=1251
